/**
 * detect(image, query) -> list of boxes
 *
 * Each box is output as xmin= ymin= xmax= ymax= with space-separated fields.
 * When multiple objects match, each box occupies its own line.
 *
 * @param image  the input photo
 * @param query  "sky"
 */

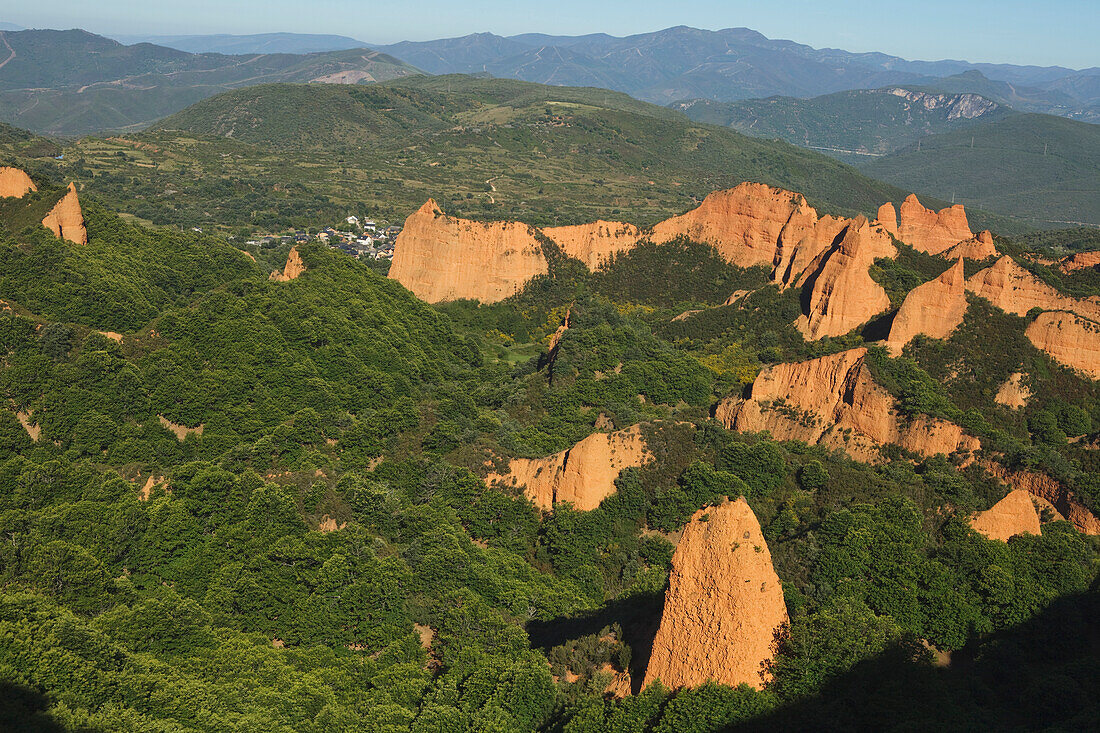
xmin=5 ymin=0 xmax=1099 ymax=69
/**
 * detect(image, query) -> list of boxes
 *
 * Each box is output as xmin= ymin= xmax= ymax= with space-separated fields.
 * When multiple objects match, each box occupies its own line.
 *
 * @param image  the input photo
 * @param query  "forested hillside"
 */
xmin=1 ymin=159 xmax=1098 ymax=731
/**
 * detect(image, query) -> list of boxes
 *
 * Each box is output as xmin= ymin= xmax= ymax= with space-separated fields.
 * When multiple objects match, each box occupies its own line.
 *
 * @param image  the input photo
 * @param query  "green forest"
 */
xmin=1 ymin=155 xmax=1098 ymax=733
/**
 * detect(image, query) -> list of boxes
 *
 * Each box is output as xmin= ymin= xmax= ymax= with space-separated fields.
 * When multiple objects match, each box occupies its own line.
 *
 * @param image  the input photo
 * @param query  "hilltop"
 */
xmin=46 ymin=76 xmax=914 ymax=231
xmin=0 ymin=29 xmax=420 ymax=135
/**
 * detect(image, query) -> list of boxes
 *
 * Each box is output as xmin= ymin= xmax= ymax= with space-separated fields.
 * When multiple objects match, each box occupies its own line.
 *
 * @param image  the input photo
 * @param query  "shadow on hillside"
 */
xmin=733 ymin=590 xmax=1100 ymax=733
xmin=526 ymin=589 xmax=665 ymax=694
xmin=0 ymin=681 xmax=87 ymax=732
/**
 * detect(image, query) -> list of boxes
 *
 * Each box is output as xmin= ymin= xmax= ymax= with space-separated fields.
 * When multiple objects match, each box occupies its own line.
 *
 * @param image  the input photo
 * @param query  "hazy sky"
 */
xmin=6 ymin=0 xmax=1099 ymax=69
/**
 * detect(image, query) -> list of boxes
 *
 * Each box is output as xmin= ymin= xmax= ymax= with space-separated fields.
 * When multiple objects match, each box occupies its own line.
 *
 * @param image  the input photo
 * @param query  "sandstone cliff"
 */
xmin=994 ymin=372 xmax=1031 ymax=409
xmin=895 ymin=194 xmax=972 ymax=255
xmin=794 ymin=218 xmax=896 ymax=340
xmin=716 ymin=348 xmax=979 ymax=461
xmin=943 ymin=230 xmax=997 ymax=261
xmin=0 ymin=167 xmax=36 ymax=198
xmin=966 ymin=256 xmax=1100 ymax=321
xmin=969 ymin=489 xmax=1042 ymax=541
xmin=1025 ymin=311 xmax=1100 ymax=380
xmin=885 ymin=259 xmax=967 ymax=354
xmin=389 ymin=200 xmax=547 ymax=303
xmin=41 ymin=183 xmax=88 ymax=245
xmin=269 ymin=246 xmax=306 ymax=281
xmin=877 ymin=202 xmax=898 ymax=238
xmin=982 ymin=462 xmax=1100 ymax=535
xmin=1059 ymin=250 xmax=1100 ymax=273
xmin=642 ymin=497 xmax=787 ymax=691
xmin=487 ymin=425 xmax=650 ymax=511
xmin=542 ymin=220 xmax=641 ymax=270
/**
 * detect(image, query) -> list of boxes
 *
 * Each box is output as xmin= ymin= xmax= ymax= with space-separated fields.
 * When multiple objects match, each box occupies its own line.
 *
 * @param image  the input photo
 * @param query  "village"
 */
xmin=244 ymin=215 xmax=401 ymax=261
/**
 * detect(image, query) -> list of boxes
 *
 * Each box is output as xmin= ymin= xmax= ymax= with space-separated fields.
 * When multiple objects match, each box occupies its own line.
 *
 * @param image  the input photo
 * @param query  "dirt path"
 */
xmin=485 ymin=175 xmax=501 ymax=204
xmin=0 ymin=32 xmax=15 ymax=72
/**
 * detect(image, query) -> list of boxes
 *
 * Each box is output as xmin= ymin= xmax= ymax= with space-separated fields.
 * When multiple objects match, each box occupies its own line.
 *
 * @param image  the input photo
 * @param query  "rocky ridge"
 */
xmin=41 ymin=183 xmax=88 ymax=245
xmin=270 ymin=246 xmax=307 ymax=281
xmin=969 ymin=489 xmax=1043 ymax=542
xmin=885 ymin=259 xmax=967 ymax=354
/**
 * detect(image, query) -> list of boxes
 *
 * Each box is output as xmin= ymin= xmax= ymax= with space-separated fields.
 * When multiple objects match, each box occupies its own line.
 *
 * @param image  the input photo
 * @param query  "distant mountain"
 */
xmin=677 ymin=87 xmax=1014 ymax=164
xmin=108 ymin=32 xmax=371 ymax=55
xmin=0 ymin=22 xmax=23 ymax=31
xmin=373 ymin=26 xmax=1100 ymax=120
xmin=860 ymin=113 xmax=1100 ymax=227
xmin=0 ymin=29 xmax=420 ymax=135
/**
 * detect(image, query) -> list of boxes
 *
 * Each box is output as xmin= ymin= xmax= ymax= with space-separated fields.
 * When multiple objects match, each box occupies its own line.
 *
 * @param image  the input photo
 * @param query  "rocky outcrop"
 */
xmin=389 ymin=200 xmax=547 ymax=303
xmin=983 ymin=462 xmax=1100 ymax=535
xmin=885 ymin=259 xmax=967 ymax=354
xmin=895 ymin=194 xmax=972 ymax=255
xmin=877 ymin=202 xmax=898 ymax=238
xmin=643 ymin=498 xmax=787 ymax=691
xmin=158 ymin=415 xmax=204 ymax=441
xmin=794 ymin=217 xmax=896 ymax=340
xmin=269 ymin=246 xmax=306 ymax=281
xmin=487 ymin=425 xmax=650 ymax=511
xmin=969 ymin=489 xmax=1042 ymax=541
xmin=41 ymin=183 xmax=88 ymax=245
xmin=994 ymin=372 xmax=1031 ymax=409
xmin=716 ymin=348 xmax=979 ymax=461
xmin=943 ymin=230 xmax=997 ymax=261
xmin=1060 ymin=250 xmax=1100 ymax=273
xmin=1025 ymin=311 xmax=1100 ymax=380
xmin=543 ymin=220 xmax=641 ymax=270
xmin=0 ymin=167 xmax=36 ymax=198
xmin=966 ymin=256 xmax=1100 ymax=321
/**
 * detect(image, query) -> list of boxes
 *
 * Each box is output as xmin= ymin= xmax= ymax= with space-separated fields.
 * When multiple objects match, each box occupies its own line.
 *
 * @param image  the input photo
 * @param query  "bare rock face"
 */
xmin=970 ymin=489 xmax=1042 ymax=541
xmin=983 ymin=462 xmax=1100 ymax=535
xmin=877 ymin=202 xmax=898 ymax=238
xmin=943 ymin=230 xmax=997 ymax=261
xmin=0 ymin=167 xmax=36 ymax=198
xmin=41 ymin=183 xmax=88 ymax=245
xmin=885 ymin=259 xmax=967 ymax=354
xmin=1025 ymin=311 xmax=1100 ymax=380
xmin=643 ymin=497 xmax=788 ymax=691
xmin=967 ymin=256 xmax=1100 ymax=321
xmin=896 ymin=194 xmax=973 ymax=255
xmin=994 ymin=372 xmax=1031 ymax=409
xmin=794 ymin=217 xmax=896 ymax=340
xmin=487 ymin=425 xmax=650 ymax=511
xmin=543 ymin=220 xmax=641 ymax=270
xmin=716 ymin=348 xmax=979 ymax=461
xmin=269 ymin=246 xmax=306 ymax=281
xmin=1060 ymin=250 xmax=1100 ymax=273
xmin=389 ymin=200 xmax=548 ymax=303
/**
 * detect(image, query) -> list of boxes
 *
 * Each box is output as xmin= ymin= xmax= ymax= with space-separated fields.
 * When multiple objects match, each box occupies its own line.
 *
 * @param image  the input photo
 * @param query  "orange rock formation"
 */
xmin=269 ymin=246 xmax=307 ymax=281
xmin=543 ymin=220 xmax=641 ymax=270
xmin=877 ymin=202 xmax=898 ymax=238
xmin=983 ymin=462 xmax=1100 ymax=535
xmin=943 ymin=230 xmax=997 ymax=261
xmin=0 ymin=167 xmax=36 ymax=198
xmin=969 ymin=489 xmax=1042 ymax=541
xmin=895 ymin=194 xmax=972 ymax=255
xmin=158 ymin=415 xmax=204 ymax=441
xmin=389 ymin=200 xmax=548 ymax=303
xmin=716 ymin=348 xmax=979 ymax=461
xmin=966 ymin=256 xmax=1100 ymax=321
xmin=1059 ymin=250 xmax=1100 ymax=273
xmin=41 ymin=183 xmax=88 ymax=245
xmin=642 ymin=498 xmax=787 ymax=691
xmin=885 ymin=259 xmax=967 ymax=354
xmin=994 ymin=372 xmax=1031 ymax=409
xmin=487 ymin=425 xmax=650 ymax=511
xmin=1025 ymin=311 xmax=1100 ymax=380
xmin=794 ymin=218 xmax=896 ymax=340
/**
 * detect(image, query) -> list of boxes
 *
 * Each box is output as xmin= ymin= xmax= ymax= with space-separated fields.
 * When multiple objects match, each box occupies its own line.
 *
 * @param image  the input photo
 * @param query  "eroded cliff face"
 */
xmin=967 ymin=256 xmax=1100 ymax=321
xmin=486 ymin=425 xmax=650 ymax=511
xmin=389 ymin=200 xmax=548 ymax=303
xmin=983 ymin=462 xmax=1100 ymax=535
xmin=885 ymin=259 xmax=967 ymax=354
xmin=969 ymin=489 xmax=1042 ymax=541
xmin=794 ymin=217 xmax=896 ymax=340
xmin=0 ymin=167 xmax=36 ymax=198
xmin=895 ymin=194 xmax=972 ymax=255
xmin=269 ymin=246 xmax=306 ymax=281
xmin=1025 ymin=311 xmax=1100 ymax=380
xmin=41 ymin=183 xmax=88 ymax=245
xmin=642 ymin=497 xmax=787 ymax=691
xmin=994 ymin=372 xmax=1031 ymax=409
xmin=943 ymin=230 xmax=997 ymax=261
xmin=1060 ymin=250 xmax=1100 ymax=273
xmin=543 ymin=220 xmax=641 ymax=270
xmin=716 ymin=348 xmax=979 ymax=461
xmin=877 ymin=202 xmax=898 ymax=238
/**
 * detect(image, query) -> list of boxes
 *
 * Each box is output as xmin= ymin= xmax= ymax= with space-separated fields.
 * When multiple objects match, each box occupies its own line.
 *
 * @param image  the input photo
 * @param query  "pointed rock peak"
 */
xmin=897 ymin=194 xmax=972 ymax=255
xmin=0 ymin=167 xmax=37 ymax=198
xmin=417 ymin=198 xmax=444 ymax=217
xmin=970 ymin=489 xmax=1042 ymax=542
xmin=643 ymin=497 xmax=788 ymax=691
xmin=41 ymin=182 xmax=88 ymax=245
xmin=978 ymin=230 xmax=993 ymax=244
xmin=886 ymin=259 xmax=968 ymax=354
xmin=941 ymin=257 xmax=966 ymax=285
xmin=877 ymin=202 xmax=898 ymax=237
xmin=270 ymin=245 xmax=306 ymax=282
